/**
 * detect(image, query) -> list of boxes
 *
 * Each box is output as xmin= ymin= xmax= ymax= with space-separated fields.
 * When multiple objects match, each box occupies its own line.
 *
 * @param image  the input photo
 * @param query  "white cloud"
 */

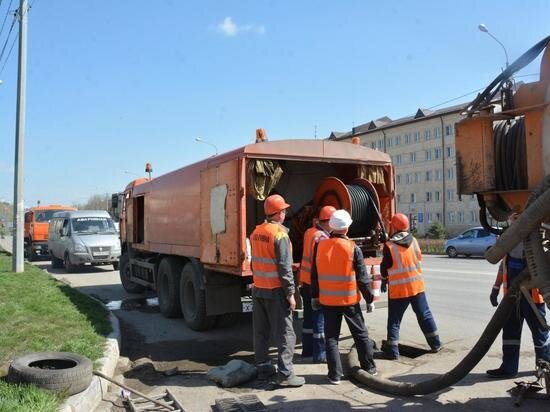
xmin=216 ymin=17 xmax=265 ymax=37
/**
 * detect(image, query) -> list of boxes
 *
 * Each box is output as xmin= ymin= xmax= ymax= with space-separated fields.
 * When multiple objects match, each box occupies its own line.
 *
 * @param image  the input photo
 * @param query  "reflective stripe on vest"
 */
xmin=251 ymin=222 xmax=285 ymax=289
xmin=316 ymin=237 xmax=361 ymax=306
xmin=299 ymin=227 xmax=326 ymax=285
xmin=502 ymin=255 xmax=544 ymax=304
xmin=386 ymin=238 xmax=425 ymax=299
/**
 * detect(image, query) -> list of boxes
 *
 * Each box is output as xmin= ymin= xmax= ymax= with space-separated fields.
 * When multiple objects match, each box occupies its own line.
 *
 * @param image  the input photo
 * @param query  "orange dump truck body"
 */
xmin=24 ymin=205 xmax=77 ymax=258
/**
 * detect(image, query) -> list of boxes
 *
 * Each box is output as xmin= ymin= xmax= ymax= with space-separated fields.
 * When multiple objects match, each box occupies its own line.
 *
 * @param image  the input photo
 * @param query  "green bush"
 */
xmin=426 ymin=221 xmax=446 ymax=239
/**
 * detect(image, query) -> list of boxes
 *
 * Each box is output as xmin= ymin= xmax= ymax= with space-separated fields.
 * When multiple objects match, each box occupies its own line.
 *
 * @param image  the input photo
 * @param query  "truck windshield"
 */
xmin=35 ymin=210 xmax=61 ymax=222
xmin=71 ymin=217 xmax=117 ymax=234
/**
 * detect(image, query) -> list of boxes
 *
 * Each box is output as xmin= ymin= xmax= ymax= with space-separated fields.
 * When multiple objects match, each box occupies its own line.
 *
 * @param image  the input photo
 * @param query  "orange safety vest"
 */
xmin=502 ymin=255 xmax=544 ymax=304
xmin=250 ymin=222 xmax=287 ymax=289
xmin=386 ymin=238 xmax=425 ymax=299
xmin=316 ymin=237 xmax=361 ymax=306
xmin=299 ymin=226 xmax=327 ymax=286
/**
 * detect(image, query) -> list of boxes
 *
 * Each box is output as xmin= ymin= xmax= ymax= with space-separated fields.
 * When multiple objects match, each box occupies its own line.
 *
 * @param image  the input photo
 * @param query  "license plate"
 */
xmin=93 ymin=252 xmax=109 ymax=257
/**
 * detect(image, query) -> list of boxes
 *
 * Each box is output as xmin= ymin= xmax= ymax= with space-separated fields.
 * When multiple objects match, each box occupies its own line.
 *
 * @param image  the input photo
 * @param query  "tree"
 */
xmin=74 ymin=193 xmax=111 ymax=211
xmin=426 ymin=221 xmax=447 ymax=239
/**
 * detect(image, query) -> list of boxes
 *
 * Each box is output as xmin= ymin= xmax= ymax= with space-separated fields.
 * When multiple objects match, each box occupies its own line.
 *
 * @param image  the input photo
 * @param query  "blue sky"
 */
xmin=0 ymin=0 xmax=548 ymax=206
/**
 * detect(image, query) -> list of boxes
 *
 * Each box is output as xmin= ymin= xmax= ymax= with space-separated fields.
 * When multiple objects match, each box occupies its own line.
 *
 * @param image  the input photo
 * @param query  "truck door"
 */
xmin=200 ymin=159 xmax=243 ymax=267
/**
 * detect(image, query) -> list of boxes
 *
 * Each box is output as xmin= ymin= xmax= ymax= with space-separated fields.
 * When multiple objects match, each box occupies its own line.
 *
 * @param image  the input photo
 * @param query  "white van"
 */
xmin=48 ymin=210 xmax=121 ymax=272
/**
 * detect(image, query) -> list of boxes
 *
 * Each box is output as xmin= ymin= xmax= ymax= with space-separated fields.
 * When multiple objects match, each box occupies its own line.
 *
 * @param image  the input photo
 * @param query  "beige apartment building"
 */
xmin=329 ymin=103 xmax=482 ymax=236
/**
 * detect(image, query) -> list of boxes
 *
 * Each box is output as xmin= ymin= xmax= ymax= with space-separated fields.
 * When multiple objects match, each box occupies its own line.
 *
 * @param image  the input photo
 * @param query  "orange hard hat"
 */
xmin=391 ymin=213 xmax=409 ymax=231
xmin=264 ymin=194 xmax=290 ymax=216
xmin=318 ymin=205 xmax=336 ymax=221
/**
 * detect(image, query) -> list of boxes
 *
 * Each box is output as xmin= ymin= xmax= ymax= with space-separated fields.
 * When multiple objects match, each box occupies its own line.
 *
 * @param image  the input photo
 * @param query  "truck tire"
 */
xmin=157 ymin=257 xmax=183 ymax=318
xmin=64 ymin=252 xmax=77 ymax=273
xmin=179 ymin=262 xmax=215 ymax=331
xmin=119 ymin=254 xmax=145 ymax=294
xmin=51 ymin=254 xmax=63 ymax=269
xmin=7 ymin=352 xmax=92 ymax=396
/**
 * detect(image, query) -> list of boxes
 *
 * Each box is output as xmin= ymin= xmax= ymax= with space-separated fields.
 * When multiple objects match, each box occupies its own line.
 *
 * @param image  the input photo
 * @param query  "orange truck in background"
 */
xmin=24 ymin=205 xmax=76 ymax=260
xmin=116 ymin=135 xmax=395 ymax=331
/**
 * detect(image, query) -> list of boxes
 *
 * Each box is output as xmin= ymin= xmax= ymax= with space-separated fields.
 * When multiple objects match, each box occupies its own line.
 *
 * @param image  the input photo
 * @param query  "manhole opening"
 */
xmin=382 ymin=340 xmax=430 ymax=359
xmin=29 ymin=359 xmax=77 ymax=370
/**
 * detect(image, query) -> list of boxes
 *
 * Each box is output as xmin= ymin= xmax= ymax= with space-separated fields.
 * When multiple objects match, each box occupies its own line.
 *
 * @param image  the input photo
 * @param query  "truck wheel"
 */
xmin=25 ymin=240 xmax=35 ymax=261
xmin=119 ymin=254 xmax=145 ymax=294
xmin=179 ymin=263 xmax=215 ymax=331
xmin=51 ymin=254 xmax=63 ymax=269
xmin=157 ymin=257 xmax=183 ymax=318
xmin=64 ymin=252 xmax=77 ymax=273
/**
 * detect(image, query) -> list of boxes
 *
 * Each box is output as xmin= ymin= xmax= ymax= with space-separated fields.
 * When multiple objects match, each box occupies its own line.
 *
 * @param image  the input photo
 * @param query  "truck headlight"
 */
xmin=73 ymin=243 xmax=86 ymax=253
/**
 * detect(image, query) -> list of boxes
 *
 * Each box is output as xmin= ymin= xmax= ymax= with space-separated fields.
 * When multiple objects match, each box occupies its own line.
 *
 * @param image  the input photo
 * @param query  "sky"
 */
xmin=0 ymin=0 xmax=549 ymax=207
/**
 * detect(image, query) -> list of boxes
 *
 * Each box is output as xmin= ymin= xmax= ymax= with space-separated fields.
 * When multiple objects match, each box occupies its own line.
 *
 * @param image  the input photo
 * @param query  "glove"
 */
xmin=366 ymin=302 xmax=375 ymax=313
xmin=311 ymin=298 xmax=321 ymax=311
xmin=381 ymin=279 xmax=388 ymax=293
xmin=490 ymin=286 xmax=499 ymax=307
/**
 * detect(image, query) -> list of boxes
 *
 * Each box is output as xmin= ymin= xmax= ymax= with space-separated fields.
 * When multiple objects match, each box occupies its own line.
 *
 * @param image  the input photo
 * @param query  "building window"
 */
xmin=447 ymin=190 xmax=454 ymax=201
xmin=426 ymin=170 xmax=432 ymax=181
xmin=406 ymin=173 xmax=412 ymax=184
xmin=404 ymin=133 xmax=410 ymax=144
xmin=435 ymin=148 xmax=442 ymax=159
xmin=414 ymin=172 xmax=420 ymax=183
xmin=395 ymin=154 xmax=402 ymax=165
xmin=448 ymin=211 xmax=456 ymax=223
xmin=458 ymin=211 xmax=464 ymax=223
xmin=426 ymin=191 xmax=432 ymax=202
xmin=377 ymin=140 xmax=383 ymax=150
xmin=436 ymin=212 xmax=441 ymax=221
xmin=447 ymin=168 xmax=454 ymax=180
xmin=427 ymin=213 xmax=432 ymax=223
xmin=410 ymin=152 xmax=416 ymax=163
xmin=433 ymin=127 xmax=441 ymax=138
xmin=470 ymin=194 xmax=476 ymax=200
xmin=414 ymin=131 xmax=420 ymax=142
xmin=470 ymin=210 xmax=476 ymax=222
xmin=435 ymin=191 xmax=440 ymax=201
xmin=395 ymin=135 xmax=401 ymax=145
xmin=387 ymin=138 xmax=393 ymax=148
xmin=425 ymin=149 xmax=432 ymax=161
xmin=445 ymin=124 xmax=453 ymax=136
xmin=435 ymin=169 xmax=442 ymax=180
xmin=410 ymin=193 xmax=416 ymax=203
xmin=446 ymin=146 xmax=453 ymax=158
xmin=424 ymin=129 xmax=431 ymax=140
xmin=396 ymin=174 xmax=401 ymax=185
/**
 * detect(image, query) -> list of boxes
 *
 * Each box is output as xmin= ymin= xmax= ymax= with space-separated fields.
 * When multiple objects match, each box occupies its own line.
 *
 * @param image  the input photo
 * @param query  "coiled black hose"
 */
xmin=347 ymin=184 xmax=379 ymax=238
xmin=494 ymin=117 xmax=527 ymax=191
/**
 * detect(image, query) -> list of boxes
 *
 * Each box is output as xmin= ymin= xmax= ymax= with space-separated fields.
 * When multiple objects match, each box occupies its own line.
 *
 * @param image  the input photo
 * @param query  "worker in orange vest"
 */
xmin=311 ymin=209 xmax=377 ymax=384
xmin=250 ymin=194 xmax=305 ymax=387
xmin=486 ymin=212 xmax=550 ymax=378
xmin=380 ymin=213 xmax=441 ymax=360
xmin=299 ymin=205 xmax=335 ymax=363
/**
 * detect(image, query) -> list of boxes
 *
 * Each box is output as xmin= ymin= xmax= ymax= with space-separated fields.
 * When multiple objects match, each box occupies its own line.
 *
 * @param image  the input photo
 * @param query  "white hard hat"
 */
xmin=329 ymin=209 xmax=353 ymax=230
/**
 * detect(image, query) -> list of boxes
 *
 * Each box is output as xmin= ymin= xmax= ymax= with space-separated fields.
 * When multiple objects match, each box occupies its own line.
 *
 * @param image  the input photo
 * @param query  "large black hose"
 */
xmin=347 ymin=271 xmax=526 ymax=396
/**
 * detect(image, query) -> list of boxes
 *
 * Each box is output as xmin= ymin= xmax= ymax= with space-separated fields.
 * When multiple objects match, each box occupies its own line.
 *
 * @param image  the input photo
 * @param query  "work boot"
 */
xmin=276 ymin=373 xmax=305 ymax=387
xmin=486 ymin=367 xmax=517 ymax=379
xmin=430 ymin=345 xmax=442 ymax=354
xmin=257 ymin=363 xmax=276 ymax=380
xmin=366 ymin=367 xmax=378 ymax=376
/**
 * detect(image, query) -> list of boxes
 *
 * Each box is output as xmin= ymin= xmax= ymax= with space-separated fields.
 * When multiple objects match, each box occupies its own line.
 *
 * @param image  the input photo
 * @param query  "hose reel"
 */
xmin=313 ymin=177 xmax=382 ymax=238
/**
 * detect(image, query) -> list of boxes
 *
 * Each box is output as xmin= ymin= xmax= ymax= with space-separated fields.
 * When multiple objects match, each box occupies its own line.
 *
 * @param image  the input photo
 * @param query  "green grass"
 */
xmin=0 ymin=252 xmax=112 ymax=410
xmin=417 ymin=238 xmax=446 ymax=255
xmin=0 ymin=380 xmax=62 ymax=412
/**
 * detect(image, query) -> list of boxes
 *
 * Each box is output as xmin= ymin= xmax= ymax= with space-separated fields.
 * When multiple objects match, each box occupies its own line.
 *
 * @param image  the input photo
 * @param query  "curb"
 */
xmin=50 ymin=277 xmax=121 ymax=412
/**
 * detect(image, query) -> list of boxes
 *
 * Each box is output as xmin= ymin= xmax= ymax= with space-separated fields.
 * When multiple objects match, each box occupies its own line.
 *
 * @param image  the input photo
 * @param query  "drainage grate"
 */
xmin=214 ymin=394 xmax=267 ymax=412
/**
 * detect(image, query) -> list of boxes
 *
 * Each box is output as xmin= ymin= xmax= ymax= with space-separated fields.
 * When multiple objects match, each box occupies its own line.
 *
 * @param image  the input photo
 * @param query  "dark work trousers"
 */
xmin=501 ymin=257 xmax=550 ymax=373
xmin=385 ymin=291 xmax=441 ymax=357
xmin=300 ymin=284 xmax=326 ymax=362
xmin=253 ymin=294 xmax=296 ymax=378
xmin=323 ymin=304 xmax=375 ymax=380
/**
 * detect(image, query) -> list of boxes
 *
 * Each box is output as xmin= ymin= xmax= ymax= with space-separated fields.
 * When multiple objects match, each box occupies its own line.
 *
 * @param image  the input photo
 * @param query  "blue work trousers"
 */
xmin=300 ymin=284 xmax=326 ymax=362
xmin=385 ymin=291 xmax=441 ymax=357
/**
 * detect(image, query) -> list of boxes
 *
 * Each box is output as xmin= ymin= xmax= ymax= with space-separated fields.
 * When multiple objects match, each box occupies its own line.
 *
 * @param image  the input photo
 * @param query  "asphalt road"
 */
xmin=27 ymin=255 xmax=550 ymax=411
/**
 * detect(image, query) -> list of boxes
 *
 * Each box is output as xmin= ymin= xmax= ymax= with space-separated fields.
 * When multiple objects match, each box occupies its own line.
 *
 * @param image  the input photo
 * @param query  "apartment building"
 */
xmin=329 ymin=103 xmax=481 ymax=236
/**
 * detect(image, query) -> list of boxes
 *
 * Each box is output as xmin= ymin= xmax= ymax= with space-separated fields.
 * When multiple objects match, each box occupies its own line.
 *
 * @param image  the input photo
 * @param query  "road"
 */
xmin=29 ymin=254 xmax=548 ymax=411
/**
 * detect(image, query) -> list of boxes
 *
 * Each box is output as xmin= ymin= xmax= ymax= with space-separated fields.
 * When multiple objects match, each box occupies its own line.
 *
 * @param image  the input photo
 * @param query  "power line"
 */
xmin=0 ymin=12 xmax=15 ymax=64
xmin=0 ymin=0 xmax=13 ymax=40
xmin=0 ymin=27 xmax=16 ymax=75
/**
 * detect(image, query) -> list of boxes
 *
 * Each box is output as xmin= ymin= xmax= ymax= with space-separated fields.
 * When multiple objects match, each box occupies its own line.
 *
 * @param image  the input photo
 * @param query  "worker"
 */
xmin=298 ymin=205 xmax=335 ymax=363
xmin=311 ymin=209 xmax=377 ymax=384
xmin=250 ymin=194 xmax=305 ymax=387
xmin=380 ymin=213 xmax=442 ymax=360
xmin=486 ymin=212 xmax=550 ymax=378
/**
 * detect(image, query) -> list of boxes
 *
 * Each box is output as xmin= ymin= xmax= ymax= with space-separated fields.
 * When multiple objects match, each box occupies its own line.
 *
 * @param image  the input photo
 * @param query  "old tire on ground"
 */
xmin=446 ymin=246 xmax=458 ymax=258
xmin=119 ymin=254 xmax=145 ymax=294
xmin=64 ymin=252 xmax=77 ymax=273
xmin=7 ymin=352 xmax=92 ymax=395
xmin=157 ymin=257 xmax=183 ymax=318
xmin=180 ymin=262 xmax=215 ymax=331
xmin=51 ymin=254 xmax=63 ymax=269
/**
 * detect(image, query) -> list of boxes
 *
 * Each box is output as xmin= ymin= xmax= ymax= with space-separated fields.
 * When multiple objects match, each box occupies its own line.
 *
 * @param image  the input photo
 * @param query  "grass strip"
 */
xmin=0 ymin=252 xmax=112 ymax=410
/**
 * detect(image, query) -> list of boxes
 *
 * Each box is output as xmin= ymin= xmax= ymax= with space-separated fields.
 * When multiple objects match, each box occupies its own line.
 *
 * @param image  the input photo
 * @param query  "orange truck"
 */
xmin=24 ymin=205 xmax=76 ymax=260
xmin=116 ymin=135 xmax=395 ymax=330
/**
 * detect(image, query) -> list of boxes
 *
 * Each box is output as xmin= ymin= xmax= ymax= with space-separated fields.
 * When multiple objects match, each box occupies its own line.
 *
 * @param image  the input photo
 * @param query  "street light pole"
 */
xmin=195 ymin=137 xmax=219 ymax=156
xmin=478 ymin=24 xmax=509 ymax=68
xmin=12 ymin=0 xmax=28 ymax=273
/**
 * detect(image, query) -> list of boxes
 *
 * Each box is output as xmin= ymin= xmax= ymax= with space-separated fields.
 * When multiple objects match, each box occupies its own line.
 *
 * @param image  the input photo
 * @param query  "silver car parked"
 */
xmin=444 ymin=227 xmax=497 ymax=258
xmin=48 ymin=210 xmax=121 ymax=272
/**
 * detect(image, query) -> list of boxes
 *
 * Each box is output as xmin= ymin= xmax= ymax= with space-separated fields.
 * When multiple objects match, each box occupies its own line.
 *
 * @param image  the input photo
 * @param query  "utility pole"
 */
xmin=12 ymin=0 xmax=28 ymax=272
